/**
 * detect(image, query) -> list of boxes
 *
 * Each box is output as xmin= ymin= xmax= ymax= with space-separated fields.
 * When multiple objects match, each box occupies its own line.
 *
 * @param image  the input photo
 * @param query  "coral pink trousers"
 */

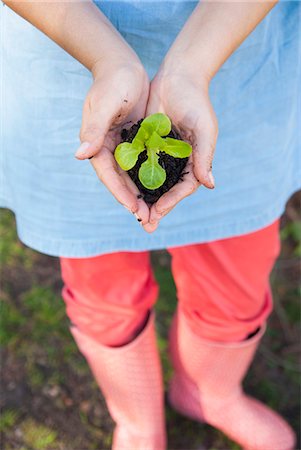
xmin=60 ymin=220 xmax=280 ymax=346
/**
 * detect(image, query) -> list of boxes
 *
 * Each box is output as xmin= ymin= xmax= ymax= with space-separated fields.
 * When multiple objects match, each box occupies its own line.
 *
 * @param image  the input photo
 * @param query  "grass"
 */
xmin=0 ymin=196 xmax=300 ymax=450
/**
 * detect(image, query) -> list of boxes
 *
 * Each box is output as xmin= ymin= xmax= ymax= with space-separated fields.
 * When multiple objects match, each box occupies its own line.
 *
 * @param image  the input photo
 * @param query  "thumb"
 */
xmin=75 ymin=95 xmax=122 ymax=160
xmin=75 ymin=124 xmax=108 ymax=160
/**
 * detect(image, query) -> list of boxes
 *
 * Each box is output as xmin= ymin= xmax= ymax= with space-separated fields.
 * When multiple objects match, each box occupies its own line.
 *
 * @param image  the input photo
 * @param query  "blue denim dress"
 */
xmin=0 ymin=1 xmax=300 ymax=257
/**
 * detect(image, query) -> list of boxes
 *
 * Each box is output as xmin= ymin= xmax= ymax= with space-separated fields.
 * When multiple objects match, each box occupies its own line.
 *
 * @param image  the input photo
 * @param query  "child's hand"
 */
xmin=143 ymin=67 xmax=218 ymax=233
xmin=75 ymin=58 xmax=150 ymax=225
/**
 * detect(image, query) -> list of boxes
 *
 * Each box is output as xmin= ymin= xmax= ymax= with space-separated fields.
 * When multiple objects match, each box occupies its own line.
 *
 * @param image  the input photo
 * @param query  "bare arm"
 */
xmin=2 ymin=0 xmax=141 ymax=76
xmin=144 ymin=0 xmax=278 ymax=232
xmin=3 ymin=0 xmax=151 ymax=224
xmin=163 ymin=0 xmax=277 ymax=82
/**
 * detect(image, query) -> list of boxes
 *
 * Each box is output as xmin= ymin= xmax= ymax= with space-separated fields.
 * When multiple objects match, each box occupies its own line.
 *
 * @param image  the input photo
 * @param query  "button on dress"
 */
xmin=0 ymin=1 xmax=300 ymax=257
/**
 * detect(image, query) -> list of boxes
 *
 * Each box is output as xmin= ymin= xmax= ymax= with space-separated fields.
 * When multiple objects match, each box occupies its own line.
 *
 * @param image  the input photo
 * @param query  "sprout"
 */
xmin=114 ymin=113 xmax=192 ymax=190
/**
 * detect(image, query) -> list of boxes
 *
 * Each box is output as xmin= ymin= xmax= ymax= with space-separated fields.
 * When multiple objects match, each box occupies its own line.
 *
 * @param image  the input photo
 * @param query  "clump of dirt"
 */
xmin=121 ymin=120 xmax=189 ymax=204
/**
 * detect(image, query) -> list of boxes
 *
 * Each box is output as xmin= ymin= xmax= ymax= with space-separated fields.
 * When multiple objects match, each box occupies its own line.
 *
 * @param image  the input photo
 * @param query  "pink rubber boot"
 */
xmin=70 ymin=311 xmax=166 ymax=450
xmin=168 ymin=310 xmax=296 ymax=450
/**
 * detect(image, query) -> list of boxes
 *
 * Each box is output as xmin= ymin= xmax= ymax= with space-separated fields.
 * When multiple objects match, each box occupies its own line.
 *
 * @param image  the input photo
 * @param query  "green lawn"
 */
xmin=0 ymin=197 xmax=300 ymax=450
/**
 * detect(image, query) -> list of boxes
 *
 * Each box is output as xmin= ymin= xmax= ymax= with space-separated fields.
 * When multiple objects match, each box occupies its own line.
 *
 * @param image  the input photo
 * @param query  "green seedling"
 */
xmin=114 ymin=113 xmax=192 ymax=190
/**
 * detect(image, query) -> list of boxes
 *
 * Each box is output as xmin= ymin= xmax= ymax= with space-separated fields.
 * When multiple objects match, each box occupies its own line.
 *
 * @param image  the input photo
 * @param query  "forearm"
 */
xmin=163 ymin=0 xmax=278 ymax=82
xmin=2 ymin=0 xmax=140 ymax=76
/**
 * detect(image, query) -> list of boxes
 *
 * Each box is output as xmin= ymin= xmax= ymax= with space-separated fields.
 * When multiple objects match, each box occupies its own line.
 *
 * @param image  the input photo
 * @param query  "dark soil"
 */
xmin=121 ymin=120 xmax=189 ymax=204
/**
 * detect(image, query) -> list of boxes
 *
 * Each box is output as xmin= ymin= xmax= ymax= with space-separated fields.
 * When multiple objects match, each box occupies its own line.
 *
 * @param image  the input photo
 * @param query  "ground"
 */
xmin=0 ymin=193 xmax=300 ymax=450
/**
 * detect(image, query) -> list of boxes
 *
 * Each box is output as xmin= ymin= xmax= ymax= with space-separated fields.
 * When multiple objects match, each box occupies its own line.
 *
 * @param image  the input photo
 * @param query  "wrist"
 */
xmin=157 ymin=52 xmax=211 ymax=90
xmin=91 ymin=49 xmax=145 ymax=81
xmin=161 ymin=0 xmax=277 ymax=85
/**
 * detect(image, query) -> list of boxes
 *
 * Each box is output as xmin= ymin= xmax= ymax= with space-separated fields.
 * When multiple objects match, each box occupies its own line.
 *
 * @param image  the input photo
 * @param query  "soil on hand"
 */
xmin=121 ymin=120 xmax=189 ymax=204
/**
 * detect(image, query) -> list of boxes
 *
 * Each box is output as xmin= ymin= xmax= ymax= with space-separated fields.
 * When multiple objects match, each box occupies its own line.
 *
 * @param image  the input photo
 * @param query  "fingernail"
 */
xmin=207 ymin=171 xmax=215 ymax=188
xmin=75 ymin=142 xmax=90 ymax=158
xmin=134 ymin=212 xmax=142 ymax=222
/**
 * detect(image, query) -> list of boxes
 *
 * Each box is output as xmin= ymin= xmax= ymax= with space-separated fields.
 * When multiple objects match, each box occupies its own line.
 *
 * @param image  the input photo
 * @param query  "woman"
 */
xmin=1 ymin=0 xmax=300 ymax=448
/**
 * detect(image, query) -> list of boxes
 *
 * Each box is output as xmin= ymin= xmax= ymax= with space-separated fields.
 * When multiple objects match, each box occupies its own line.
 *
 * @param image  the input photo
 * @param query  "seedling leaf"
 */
xmin=139 ymin=151 xmax=166 ymax=189
xmin=164 ymin=137 xmax=192 ymax=158
xmin=145 ymin=131 xmax=167 ymax=152
xmin=141 ymin=113 xmax=171 ymax=137
xmin=114 ymin=142 xmax=142 ymax=171
xmin=132 ymin=126 xmax=149 ymax=148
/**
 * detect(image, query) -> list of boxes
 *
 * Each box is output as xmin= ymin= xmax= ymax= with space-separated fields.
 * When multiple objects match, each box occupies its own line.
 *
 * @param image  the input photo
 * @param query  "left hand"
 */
xmin=75 ymin=57 xmax=151 ymax=226
xmin=143 ymin=63 xmax=218 ymax=233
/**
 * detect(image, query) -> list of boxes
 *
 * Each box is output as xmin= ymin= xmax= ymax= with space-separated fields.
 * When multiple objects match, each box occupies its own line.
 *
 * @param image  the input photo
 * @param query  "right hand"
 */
xmin=143 ymin=66 xmax=218 ymax=233
xmin=75 ymin=57 xmax=150 ymax=225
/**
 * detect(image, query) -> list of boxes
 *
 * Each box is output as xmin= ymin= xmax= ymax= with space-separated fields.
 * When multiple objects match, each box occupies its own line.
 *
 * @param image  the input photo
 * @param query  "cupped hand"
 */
xmin=143 ymin=65 xmax=218 ymax=233
xmin=75 ymin=57 xmax=150 ymax=225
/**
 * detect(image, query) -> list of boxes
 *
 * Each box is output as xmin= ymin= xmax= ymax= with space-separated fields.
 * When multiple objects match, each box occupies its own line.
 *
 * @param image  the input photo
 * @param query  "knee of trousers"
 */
xmin=60 ymin=252 xmax=158 ymax=346
xmin=169 ymin=221 xmax=280 ymax=343
xmin=178 ymin=286 xmax=274 ymax=343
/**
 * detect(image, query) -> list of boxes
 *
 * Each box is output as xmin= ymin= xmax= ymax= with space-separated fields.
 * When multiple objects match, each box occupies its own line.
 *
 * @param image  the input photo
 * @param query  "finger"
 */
xmin=149 ymin=178 xmax=198 ymax=224
xmin=91 ymin=146 xmax=137 ymax=209
xmin=91 ymin=146 xmax=150 ymax=224
xmin=192 ymin=114 xmax=218 ymax=189
xmin=149 ymin=162 xmax=200 ymax=224
xmin=136 ymin=199 xmax=151 ymax=226
xmin=121 ymin=171 xmax=150 ymax=225
xmin=143 ymin=221 xmax=159 ymax=234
